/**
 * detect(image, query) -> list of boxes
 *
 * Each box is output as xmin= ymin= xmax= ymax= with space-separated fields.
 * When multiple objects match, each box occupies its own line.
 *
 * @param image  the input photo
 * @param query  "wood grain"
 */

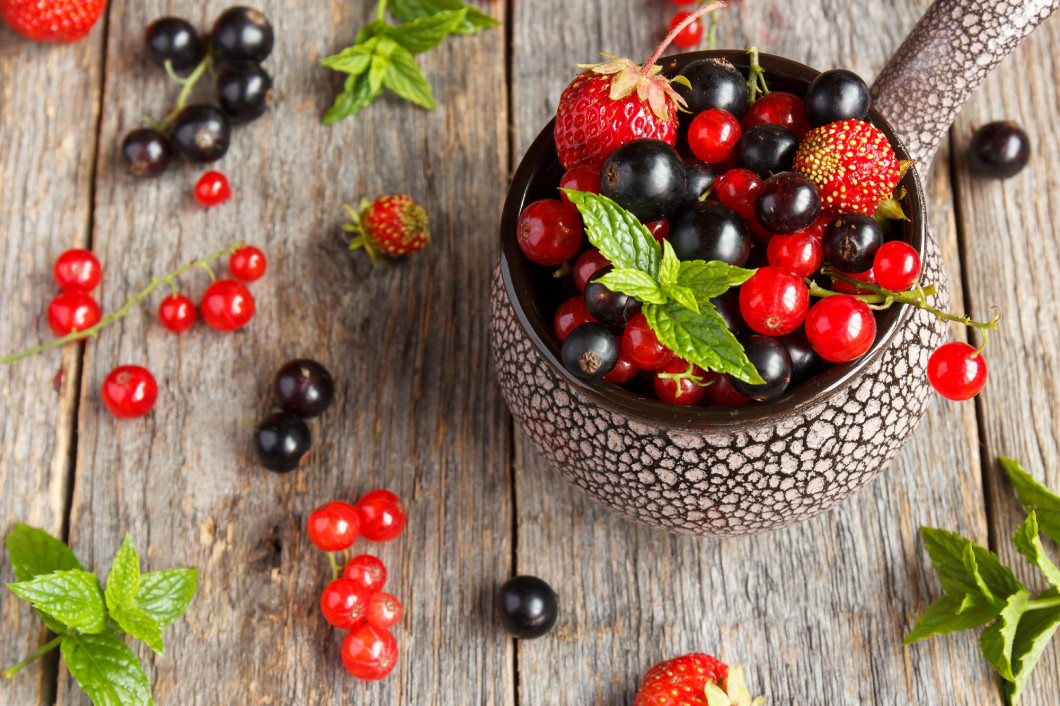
xmin=0 ymin=22 xmax=104 ymax=706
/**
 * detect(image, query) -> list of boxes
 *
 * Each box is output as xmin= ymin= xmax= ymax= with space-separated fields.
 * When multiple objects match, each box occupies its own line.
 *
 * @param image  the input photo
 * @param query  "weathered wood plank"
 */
xmin=0 ymin=22 xmax=105 ymax=706
xmin=56 ymin=1 xmax=511 ymax=704
xmin=511 ymin=1 xmax=998 ymax=703
xmin=951 ymin=15 xmax=1060 ymax=705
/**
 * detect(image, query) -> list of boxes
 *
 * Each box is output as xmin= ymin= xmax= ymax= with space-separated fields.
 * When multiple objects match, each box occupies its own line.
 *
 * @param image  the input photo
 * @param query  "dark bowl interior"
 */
xmin=499 ymin=50 xmax=927 ymax=429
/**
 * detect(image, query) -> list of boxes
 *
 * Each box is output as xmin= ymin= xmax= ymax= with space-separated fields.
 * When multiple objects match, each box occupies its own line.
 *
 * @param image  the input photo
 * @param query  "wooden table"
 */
xmin=1 ymin=1 xmax=1058 ymax=704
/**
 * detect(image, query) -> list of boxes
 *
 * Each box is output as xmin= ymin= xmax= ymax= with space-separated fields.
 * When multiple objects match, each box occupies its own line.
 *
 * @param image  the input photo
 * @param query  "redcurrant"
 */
xmin=927 ymin=342 xmax=987 ymax=400
xmin=558 ymin=164 xmax=601 ymax=204
xmin=101 ymin=365 xmax=158 ymax=419
xmin=516 ymin=199 xmax=584 ymax=266
xmin=766 ymin=232 xmax=822 ymax=278
xmin=621 ymin=313 xmax=674 ymax=370
xmin=158 ymin=293 xmax=196 ymax=333
xmin=738 ymin=266 xmax=809 ymax=336
xmin=602 ymin=350 xmax=639 ymax=384
xmin=653 ymin=358 xmax=708 ymax=405
xmin=872 ymin=241 xmax=921 ymax=292
xmin=306 ymin=501 xmax=361 ymax=552
xmin=53 ymin=249 xmax=102 ymax=292
xmin=573 ymin=249 xmax=610 ymax=293
xmin=644 ymin=219 xmax=670 ymax=243
xmin=194 ymin=171 xmax=232 ymax=207
xmin=702 ymin=371 xmax=750 ymax=407
xmin=714 ymin=168 xmax=761 ymax=219
xmin=357 ymin=490 xmax=407 ymax=542
xmin=742 ymin=91 xmax=811 ymax=139
xmin=320 ymin=578 xmax=370 ymax=629
xmin=805 ymin=295 xmax=877 ymax=362
xmin=344 ymin=554 xmax=387 ymax=593
xmin=199 ymin=279 xmax=255 ymax=331
xmin=687 ymin=109 xmax=741 ymax=164
xmin=832 ymin=268 xmax=876 ymax=295
xmin=229 ymin=245 xmax=267 ymax=282
xmin=47 ymin=292 xmax=102 ymax=337
xmin=553 ymin=296 xmax=596 ymax=342
xmin=365 ymin=592 xmax=403 ymax=630
xmin=341 ymin=624 xmax=398 ymax=681
xmin=669 ymin=11 xmax=703 ymax=49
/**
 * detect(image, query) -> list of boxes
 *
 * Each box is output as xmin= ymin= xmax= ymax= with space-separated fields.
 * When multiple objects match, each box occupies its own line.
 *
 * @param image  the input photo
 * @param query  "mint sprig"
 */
xmin=562 ymin=190 xmax=763 ymax=385
xmin=907 ymin=459 xmax=1060 ymax=704
xmin=321 ymin=0 xmax=500 ymax=124
xmin=3 ymin=526 xmax=198 ymax=706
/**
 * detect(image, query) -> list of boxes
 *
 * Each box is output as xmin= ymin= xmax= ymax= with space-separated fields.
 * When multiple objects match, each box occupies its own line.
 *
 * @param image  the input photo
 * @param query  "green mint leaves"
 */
xmin=562 ymin=190 xmax=762 ymax=384
xmin=3 ymin=525 xmax=198 ymax=706
xmin=322 ymin=0 xmax=500 ymax=124
xmin=907 ymin=460 xmax=1060 ymax=705
xmin=1002 ymin=456 xmax=1060 ymax=543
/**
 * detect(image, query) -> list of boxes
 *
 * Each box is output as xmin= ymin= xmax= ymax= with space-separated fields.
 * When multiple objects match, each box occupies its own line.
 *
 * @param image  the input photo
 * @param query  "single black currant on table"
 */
xmin=778 ymin=328 xmax=825 ymax=386
xmin=274 ymin=359 xmax=334 ymax=419
xmin=822 ymin=213 xmax=883 ymax=273
xmin=254 ymin=412 xmax=312 ymax=473
xmin=803 ymin=69 xmax=870 ymax=127
xmin=733 ymin=124 xmax=800 ymax=178
xmin=711 ymin=292 xmax=743 ymax=336
xmin=584 ymin=270 xmax=642 ymax=326
xmin=561 ymin=323 xmax=620 ymax=380
xmin=754 ymin=172 xmax=821 ymax=235
xmin=121 ymin=128 xmax=172 ymax=177
xmin=968 ymin=120 xmax=1031 ymax=178
xmin=673 ymin=58 xmax=750 ymax=120
xmin=497 ymin=576 xmax=558 ymax=639
xmin=217 ymin=62 xmax=274 ymax=121
xmin=668 ymin=202 xmax=750 ymax=266
xmin=682 ymin=159 xmax=716 ymax=206
xmin=144 ymin=17 xmax=204 ymax=72
xmin=211 ymin=6 xmax=274 ymax=64
xmin=600 ymin=139 xmax=686 ymax=222
xmin=170 ymin=104 xmax=231 ymax=163
xmin=731 ymin=335 xmax=792 ymax=402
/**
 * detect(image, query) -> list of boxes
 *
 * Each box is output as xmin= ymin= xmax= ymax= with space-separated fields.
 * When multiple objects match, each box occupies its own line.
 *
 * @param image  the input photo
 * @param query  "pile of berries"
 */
xmin=252 ymin=359 xmax=335 ymax=473
xmin=306 ymin=491 xmax=407 ymax=681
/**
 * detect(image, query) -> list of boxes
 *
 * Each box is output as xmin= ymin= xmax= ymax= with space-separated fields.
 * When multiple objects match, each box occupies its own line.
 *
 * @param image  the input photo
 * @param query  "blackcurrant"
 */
xmin=497 ymin=576 xmax=558 ymax=639
xmin=754 ymin=172 xmax=821 ymax=235
xmin=968 ymin=121 xmax=1031 ymax=178
xmin=778 ymin=328 xmax=825 ymax=385
xmin=217 ymin=62 xmax=274 ymax=121
xmin=822 ymin=213 xmax=883 ymax=273
xmin=211 ymin=6 xmax=274 ymax=64
xmin=733 ymin=124 xmax=799 ymax=178
xmin=803 ymin=69 xmax=870 ymax=127
xmin=600 ymin=139 xmax=686 ymax=222
xmin=274 ymin=359 xmax=334 ymax=418
xmin=683 ymin=159 xmax=716 ymax=206
xmin=730 ymin=335 xmax=792 ymax=402
xmin=121 ymin=128 xmax=172 ymax=177
xmin=673 ymin=58 xmax=749 ymax=120
xmin=667 ymin=202 xmax=750 ymax=266
xmin=144 ymin=17 xmax=204 ymax=72
xmin=561 ymin=323 xmax=620 ymax=380
xmin=584 ymin=270 xmax=642 ymax=326
xmin=254 ymin=412 xmax=311 ymax=473
xmin=711 ymin=292 xmax=743 ymax=336
xmin=170 ymin=104 xmax=231 ymax=163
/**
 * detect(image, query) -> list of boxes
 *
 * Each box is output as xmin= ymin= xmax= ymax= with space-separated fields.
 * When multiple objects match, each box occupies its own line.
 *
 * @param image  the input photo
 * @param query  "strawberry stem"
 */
xmin=642 ymin=1 xmax=727 ymax=74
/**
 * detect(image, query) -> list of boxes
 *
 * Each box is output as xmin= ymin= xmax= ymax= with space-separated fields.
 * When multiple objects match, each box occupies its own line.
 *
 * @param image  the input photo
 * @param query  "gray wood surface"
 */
xmin=0 ymin=0 xmax=1058 ymax=704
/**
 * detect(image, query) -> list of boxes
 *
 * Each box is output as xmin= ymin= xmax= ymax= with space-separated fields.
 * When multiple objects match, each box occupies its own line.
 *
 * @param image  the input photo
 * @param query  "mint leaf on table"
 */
xmin=389 ymin=0 xmax=500 ymax=33
xmin=136 ymin=569 xmax=199 ymax=628
xmin=1007 ymin=587 xmax=1060 ymax=705
xmin=61 ymin=631 xmax=154 ymax=706
xmin=381 ymin=42 xmax=437 ymax=109
xmin=112 ymin=605 xmax=164 ymax=656
xmin=905 ymin=593 xmax=1001 ymax=643
xmin=8 ymin=570 xmax=107 ymax=634
xmin=920 ymin=526 xmax=1023 ymax=605
xmin=359 ymin=9 xmax=469 ymax=53
xmin=1002 ymin=457 xmax=1060 ymax=544
xmin=5 ymin=523 xmax=83 ymax=581
xmin=1012 ymin=513 xmax=1060 ymax=589
xmin=980 ymin=589 xmax=1031 ymax=681
xmin=562 ymin=190 xmax=662 ymax=277
xmin=644 ymin=302 xmax=764 ymax=384
xmin=104 ymin=535 xmax=141 ymax=612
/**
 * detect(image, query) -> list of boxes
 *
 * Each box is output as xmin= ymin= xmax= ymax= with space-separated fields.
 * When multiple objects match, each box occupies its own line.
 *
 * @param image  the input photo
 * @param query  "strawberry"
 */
xmin=344 ymin=195 xmax=429 ymax=265
xmin=633 ymin=653 xmax=765 ymax=706
xmin=792 ymin=119 xmax=909 ymax=218
xmin=0 ymin=0 xmax=106 ymax=43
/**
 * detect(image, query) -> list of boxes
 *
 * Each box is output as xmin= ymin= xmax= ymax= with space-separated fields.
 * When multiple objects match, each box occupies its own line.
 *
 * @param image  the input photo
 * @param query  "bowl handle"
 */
xmin=871 ymin=0 xmax=1058 ymax=168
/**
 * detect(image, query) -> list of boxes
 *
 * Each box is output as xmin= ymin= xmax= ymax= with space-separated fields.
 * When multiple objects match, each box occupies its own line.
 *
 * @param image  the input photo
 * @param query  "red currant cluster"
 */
xmin=306 ymin=491 xmax=407 ymax=681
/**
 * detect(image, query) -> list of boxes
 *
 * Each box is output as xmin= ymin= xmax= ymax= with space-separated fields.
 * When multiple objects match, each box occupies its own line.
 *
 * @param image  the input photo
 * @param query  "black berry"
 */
xmin=754 ymin=172 xmax=821 ymax=235
xmin=211 ymin=6 xmax=274 ymax=64
xmin=711 ymin=292 xmax=743 ymax=336
xmin=583 ymin=270 xmax=642 ymax=326
xmin=822 ymin=213 xmax=883 ymax=273
xmin=733 ymin=124 xmax=799 ymax=178
xmin=170 ymin=104 xmax=231 ymax=163
xmin=730 ymin=335 xmax=792 ymax=401
xmin=674 ymin=58 xmax=750 ymax=120
xmin=778 ymin=328 xmax=825 ymax=385
xmin=496 ymin=576 xmax=558 ymax=639
xmin=561 ymin=323 xmax=620 ymax=380
xmin=274 ymin=359 xmax=334 ymax=419
xmin=600 ymin=139 xmax=686 ymax=222
xmin=144 ymin=17 xmax=204 ymax=72
xmin=968 ymin=121 xmax=1031 ymax=178
xmin=682 ymin=159 xmax=716 ymax=206
xmin=668 ymin=202 xmax=750 ymax=266
xmin=254 ymin=412 xmax=311 ymax=473
xmin=217 ymin=62 xmax=274 ymax=120
xmin=121 ymin=128 xmax=172 ymax=177
xmin=803 ymin=69 xmax=870 ymax=127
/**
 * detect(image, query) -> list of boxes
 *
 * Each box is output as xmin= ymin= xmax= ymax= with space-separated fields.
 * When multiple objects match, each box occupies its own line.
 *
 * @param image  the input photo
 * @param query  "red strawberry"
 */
xmin=344 ymin=195 xmax=429 ymax=265
xmin=0 ymin=0 xmax=106 ymax=43
xmin=792 ymin=119 xmax=909 ymax=218
xmin=634 ymin=653 xmax=764 ymax=706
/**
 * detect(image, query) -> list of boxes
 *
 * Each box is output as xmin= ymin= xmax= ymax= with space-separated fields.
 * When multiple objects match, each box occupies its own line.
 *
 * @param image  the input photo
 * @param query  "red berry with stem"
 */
xmin=194 ymin=171 xmax=232 ymax=207
xmin=365 ymin=592 xmax=403 ymax=630
xmin=621 ymin=312 xmax=674 ymax=370
xmin=320 ymin=578 xmax=370 ymax=629
xmin=653 ymin=358 xmax=708 ymax=405
xmin=559 ymin=164 xmax=602 ymax=204
xmin=928 ymin=342 xmax=987 ymax=400
xmin=341 ymin=624 xmax=398 ymax=681
xmin=873 ymin=241 xmax=921 ymax=292
xmin=805 ymin=295 xmax=877 ymax=362
xmin=229 ymin=245 xmax=267 ymax=282
xmin=573 ymin=249 xmax=610 ymax=293
xmin=767 ymin=231 xmax=822 ymax=278
xmin=687 ymin=108 xmax=741 ymax=163
xmin=47 ymin=291 xmax=101 ymax=337
xmin=101 ymin=365 xmax=158 ymax=419
xmin=739 ymin=266 xmax=809 ymax=336
xmin=602 ymin=349 xmax=639 ymax=384
xmin=307 ymin=501 xmax=361 ymax=552
xmin=357 ymin=490 xmax=407 ymax=542
xmin=344 ymin=554 xmax=387 ymax=593
xmin=554 ymin=296 xmax=596 ymax=342
xmin=53 ymin=249 xmax=101 ymax=291
xmin=668 ymin=11 xmax=703 ymax=49
xmin=832 ymin=268 xmax=876 ymax=295
xmin=516 ymin=199 xmax=584 ymax=266
xmin=743 ymin=91 xmax=811 ymax=139
xmin=158 ymin=293 xmax=196 ymax=333
xmin=199 ymin=279 xmax=255 ymax=331
xmin=714 ymin=168 xmax=761 ymax=219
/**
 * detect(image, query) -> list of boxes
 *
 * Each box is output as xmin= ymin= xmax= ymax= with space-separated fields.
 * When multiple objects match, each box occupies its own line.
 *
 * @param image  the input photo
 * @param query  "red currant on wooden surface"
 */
xmin=554 ymin=296 xmax=596 ymax=343
xmin=341 ymin=624 xmax=398 ymax=681
xmin=621 ymin=312 xmax=674 ymax=370
xmin=158 ymin=293 xmax=196 ymax=333
xmin=194 ymin=171 xmax=232 ymax=207
xmin=307 ymin=501 xmax=361 ymax=552
xmin=229 ymin=245 xmax=267 ymax=282
xmin=320 ymin=578 xmax=370 ymax=629
xmin=516 ymin=199 xmax=584 ymax=266
xmin=714 ymin=168 xmax=761 ymax=219
xmin=344 ymin=554 xmax=387 ymax=593
xmin=365 ymin=592 xmax=403 ymax=630
xmin=357 ymin=490 xmax=407 ymax=543
xmin=738 ymin=266 xmax=809 ymax=336
xmin=766 ymin=231 xmax=822 ymax=278
xmin=687 ymin=109 xmax=741 ymax=164
xmin=47 ymin=292 xmax=102 ymax=337
xmin=805 ymin=295 xmax=877 ymax=363
xmin=558 ymin=164 xmax=602 ymax=205
xmin=199 ymin=279 xmax=255 ymax=331
xmin=872 ymin=241 xmax=921 ymax=292
xmin=101 ymin=365 xmax=158 ymax=419
xmin=53 ymin=249 xmax=101 ymax=292
xmin=653 ymin=358 xmax=708 ymax=406
xmin=927 ymin=342 xmax=987 ymax=400
xmin=668 ymin=11 xmax=703 ymax=49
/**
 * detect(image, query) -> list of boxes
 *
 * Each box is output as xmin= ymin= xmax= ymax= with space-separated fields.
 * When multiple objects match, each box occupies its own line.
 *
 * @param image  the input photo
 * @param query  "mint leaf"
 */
xmin=921 ymin=527 xmax=1024 ymax=605
xmin=324 ymin=72 xmax=382 ymax=125
xmin=660 ymin=239 xmax=681 ymax=284
xmin=104 ymin=535 xmax=140 ymax=612
xmin=368 ymin=37 xmax=397 ymax=93
xmin=1006 ymin=587 xmax=1060 ymax=705
xmin=319 ymin=42 xmax=375 ymax=75
xmin=370 ymin=9 xmax=468 ymax=54
xmin=676 ymin=260 xmax=756 ymax=304
xmin=980 ymin=589 xmax=1030 ymax=681
xmin=644 ymin=301 xmax=764 ymax=384
xmin=1012 ymin=512 xmax=1060 ymax=589
xmin=905 ymin=593 xmax=1002 ymax=643
xmin=1002 ymin=457 xmax=1060 ymax=544
xmin=389 ymin=0 xmax=500 ymax=34
xmin=5 ymin=524 xmax=83 ymax=581
xmin=61 ymin=631 xmax=153 ymax=706
xmin=594 ymin=268 xmax=667 ymax=305
xmin=382 ymin=43 xmax=436 ymax=110
xmin=112 ymin=605 xmax=164 ymax=655
xmin=662 ymin=283 xmax=700 ymax=313
xmin=136 ymin=569 xmax=198 ymax=628
xmin=563 ymin=190 xmax=661 ymax=278
xmin=8 ymin=569 xmax=107 ymax=634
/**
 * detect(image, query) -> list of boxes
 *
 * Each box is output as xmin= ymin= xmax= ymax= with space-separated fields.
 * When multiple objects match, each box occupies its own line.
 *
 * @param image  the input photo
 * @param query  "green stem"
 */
xmin=807 ymin=281 xmax=938 ymax=305
xmin=327 ymin=552 xmax=342 ymax=581
xmin=2 ymin=636 xmax=62 ymax=680
xmin=153 ymin=50 xmax=213 ymax=132
xmin=376 ymin=0 xmax=388 ymax=22
xmin=1026 ymin=596 xmax=1060 ymax=612
xmin=706 ymin=10 xmax=719 ymax=51
xmin=0 ymin=241 xmax=243 ymax=365
xmin=746 ymin=46 xmax=770 ymax=103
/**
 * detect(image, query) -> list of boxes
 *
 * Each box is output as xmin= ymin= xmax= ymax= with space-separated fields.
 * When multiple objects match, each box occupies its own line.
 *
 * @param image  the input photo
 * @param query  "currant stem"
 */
xmin=0 ymin=242 xmax=244 ymax=365
xmin=2 ymin=636 xmax=61 ymax=680
xmin=154 ymin=50 xmax=213 ymax=132
xmin=746 ymin=46 xmax=771 ymax=103
xmin=706 ymin=10 xmax=719 ymax=50
xmin=327 ymin=552 xmax=342 ymax=581
xmin=642 ymin=1 xmax=727 ymax=74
